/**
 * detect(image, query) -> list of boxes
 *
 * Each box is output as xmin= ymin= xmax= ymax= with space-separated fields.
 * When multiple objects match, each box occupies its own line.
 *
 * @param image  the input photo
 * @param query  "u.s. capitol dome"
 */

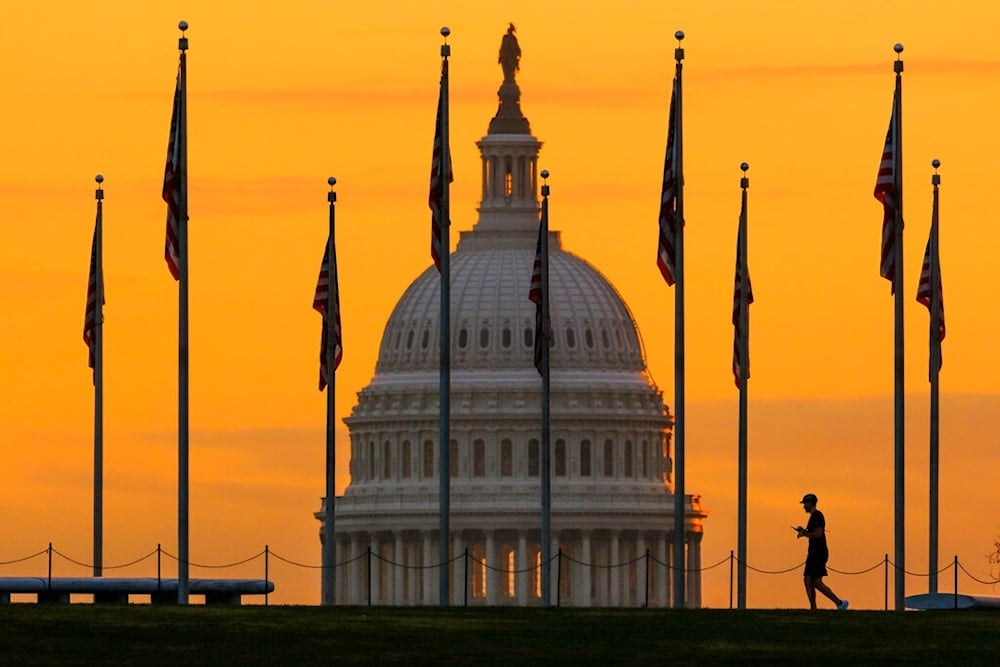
xmin=319 ymin=29 xmax=706 ymax=607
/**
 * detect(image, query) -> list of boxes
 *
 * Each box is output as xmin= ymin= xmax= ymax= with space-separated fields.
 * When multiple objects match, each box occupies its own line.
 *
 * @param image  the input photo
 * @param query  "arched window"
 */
xmin=528 ymin=439 xmax=540 ymax=477
xmin=502 ymin=327 xmax=512 ymax=348
xmin=473 ymin=439 xmax=486 ymax=477
xmin=641 ymin=440 xmax=649 ymax=478
xmin=524 ymin=327 xmax=533 ymax=348
xmin=584 ymin=329 xmax=594 ymax=349
xmin=471 ymin=543 xmax=487 ymax=598
xmin=458 ymin=328 xmax=469 ymax=349
xmin=580 ymin=439 xmax=592 ymax=477
xmin=383 ymin=441 xmax=392 ymax=480
xmin=423 ymin=440 xmax=435 ymax=479
xmin=500 ymin=438 xmax=513 ymax=477
xmin=624 ymin=440 xmax=634 ymax=478
xmin=479 ymin=327 xmax=490 ymax=349
xmin=406 ymin=330 xmax=414 ymax=350
xmin=565 ymin=328 xmax=576 ymax=349
xmin=555 ymin=439 xmax=566 ymax=476
xmin=504 ymin=169 xmax=513 ymax=198
xmin=368 ymin=441 xmax=376 ymax=480
xmin=401 ymin=440 xmax=412 ymax=479
xmin=450 ymin=439 xmax=459 ymax=477
xmin=603 ymin=439 xmax=614 ymax=477
xmin=421 ymin=329 xmax=430 ymax=350
xmin=601 ymin=328 xmax=610 ymax=349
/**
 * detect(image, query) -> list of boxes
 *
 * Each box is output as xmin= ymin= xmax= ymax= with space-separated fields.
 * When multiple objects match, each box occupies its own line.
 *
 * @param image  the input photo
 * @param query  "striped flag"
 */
xmin=163 ymin=72 xmax=182 ymax=280
xmin=657 ymin=78 xmax=679 ymax=286
xmin=529 ymin=224 xmax=549 ymax=375
xmin=732 ymin=218 xmax=753 ymax=387
xmin=83 ymin=218 xmax=104 ymax=376
xmin=429 ymin=58 xmax=452 ymax=271
xmin=916 ymin=229 xmax=945 ymax=376
xmin=313 ymin=240 xmax=343 ymax=391
xmin=873 ymin=93 xmax=900 ymax=293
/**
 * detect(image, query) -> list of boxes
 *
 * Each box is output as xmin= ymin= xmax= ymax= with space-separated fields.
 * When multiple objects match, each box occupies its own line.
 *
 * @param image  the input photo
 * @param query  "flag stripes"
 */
xmin=529 ymin=223 xmax=549 ymax=375
xmin=163 ymin=72 xmax=182 ymax=280
xmin=429 ymin=59 xmax=452 ymax=272
xmin=83 ymin=219 xmax=104 ymax=375
xmin=657 ymin=78 xmax=679 ymax=286
xmin=732 ymin=219 xmax=753 ymax=387
xmin=874 ymin=92 xmax=900 ymax=292
xmin=314 ymin=241 xmax=343 ymax=391
xmin=917 ymin=229 xmax=945 ymax=376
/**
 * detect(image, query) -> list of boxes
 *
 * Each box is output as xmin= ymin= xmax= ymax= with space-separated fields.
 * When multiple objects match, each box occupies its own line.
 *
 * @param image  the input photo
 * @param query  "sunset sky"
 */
xmin=2 ymin=1 xmax=999 ymax=608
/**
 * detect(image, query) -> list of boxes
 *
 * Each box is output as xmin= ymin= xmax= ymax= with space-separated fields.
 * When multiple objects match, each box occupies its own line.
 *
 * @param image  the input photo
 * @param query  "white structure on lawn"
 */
xmin=317 ymin=28 xmax=706 ymax=607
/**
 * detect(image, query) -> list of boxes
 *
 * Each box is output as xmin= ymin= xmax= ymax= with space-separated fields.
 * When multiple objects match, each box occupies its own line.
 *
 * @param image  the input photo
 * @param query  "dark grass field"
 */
xmin=2 ymin=605 xmax=999 ymax=665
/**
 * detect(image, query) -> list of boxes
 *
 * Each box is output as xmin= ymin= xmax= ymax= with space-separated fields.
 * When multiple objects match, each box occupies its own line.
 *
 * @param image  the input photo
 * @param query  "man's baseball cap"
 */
xmin=799 ymin=493 xmax=818 ymax=504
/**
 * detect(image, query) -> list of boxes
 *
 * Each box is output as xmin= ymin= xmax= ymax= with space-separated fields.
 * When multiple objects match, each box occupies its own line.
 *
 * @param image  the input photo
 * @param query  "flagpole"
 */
xmin=539 ymin=170 xmax=552 ymax=606
xmin=93 ymin=174 xmax=104 ymax=578
xmin=671 ymin=29 xmax=687 ymax=609
xmin=891 ymin=42 xmax=905 ymax=611
xmin=176 ymin=20 xmax=190 ymax=605
xmin=437 ymin=26 xmax=452 ymax=607
xmin=928 ymin=159 xmax=941 ymax=594
xmin=736 ymin=163 xmax=750 ymax=609
xmin=322 ymin=176 xmax=338 ymax=605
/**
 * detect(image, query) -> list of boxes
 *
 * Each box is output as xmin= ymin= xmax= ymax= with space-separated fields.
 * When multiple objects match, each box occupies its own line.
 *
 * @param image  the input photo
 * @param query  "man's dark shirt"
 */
xmin=806 ymin=509 xmax=828 ymax=558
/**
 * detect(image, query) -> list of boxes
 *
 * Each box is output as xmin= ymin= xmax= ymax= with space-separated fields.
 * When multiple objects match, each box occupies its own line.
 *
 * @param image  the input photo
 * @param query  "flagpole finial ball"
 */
xmin=328 ymin=176 xmax=337 ymax=187
xmin=893 ymin=43 xmax=903 ymax=54
xmin=95 ymin=174 xmax=104 ymax=184
xmin=441 ymin=26 xmax=450 ymax=38
xmin=541 ymin=169 xmax=549 ymax=180
xmin=740 ymin=162 xmax=749 ymax=172
xmin=932 ymin=159 xmax=940 ymax=169
xmin=675 ymin=30 xmax=685 ymax=41
xmin=179 ymin=20 xmax=188 ymax=32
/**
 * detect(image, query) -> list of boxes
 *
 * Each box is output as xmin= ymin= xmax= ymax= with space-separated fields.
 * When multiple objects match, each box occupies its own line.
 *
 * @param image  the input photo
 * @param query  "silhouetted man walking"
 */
xmin=794 ymin=493 xmax=848 ymax=610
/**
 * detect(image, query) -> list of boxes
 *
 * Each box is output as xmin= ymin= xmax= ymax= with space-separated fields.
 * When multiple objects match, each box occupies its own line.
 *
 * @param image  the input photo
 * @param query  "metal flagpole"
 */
xmin=437 ymin=26 xmax=452 ymax=607
xmin=177 ymin=20 xmax=190 ymax=605
xmin=322 ymin=177 xmax=338 ymax=605
xmin=671 ymin=29 xmax=687 ymax=609
xmin=891 ymin=43 xmax=905 ymax=611
xmin=540 ymin=170 xmax=552 ymax=606
xmin=93 ymin=174 xmax=105 ymax=578
xmin=737 ymin=163 xmax=750 ymax=609
xmin=928 ymin=159 xmax=942 ymax=594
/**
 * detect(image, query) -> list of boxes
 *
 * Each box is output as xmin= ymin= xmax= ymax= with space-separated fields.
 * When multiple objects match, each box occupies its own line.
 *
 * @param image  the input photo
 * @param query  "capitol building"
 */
xmin=318 ymin=30 xmax=707 ymax=607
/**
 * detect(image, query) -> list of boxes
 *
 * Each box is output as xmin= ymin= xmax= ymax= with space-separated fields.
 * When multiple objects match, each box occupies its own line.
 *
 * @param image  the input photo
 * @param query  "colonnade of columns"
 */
xmin=332 ymin=527 xmax=702 ymax=607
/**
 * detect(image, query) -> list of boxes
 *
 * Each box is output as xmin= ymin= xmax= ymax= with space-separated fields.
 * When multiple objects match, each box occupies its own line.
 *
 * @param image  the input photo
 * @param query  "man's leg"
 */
xmin=813 ymin=578 xmax=842 ymax=606
xmin=803 ymin=576 xmax=817 ymax=609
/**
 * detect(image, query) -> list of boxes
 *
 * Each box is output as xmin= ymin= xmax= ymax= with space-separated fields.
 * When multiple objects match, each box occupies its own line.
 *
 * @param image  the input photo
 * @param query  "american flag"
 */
xmin=429 ymin=58 xmax=452 ymax=272
xmin=83 ymin=219 xmax=104 ymax=377
xmin=916 ymin=228 xmax=945 ymax=376
xmin=529 ymin=223 xmax=549 ymax=375
xmin=732 ymin=219 xmax=753 ymax=387
xmin=163 ymin=72 xmax=182 ymax=281
xmin=874 ymin=93 xmax=899 ymax=292
xmin=657 ymin=77 xmax=679 ymax=286
xmin=313 ymin=240 xmax=343 ymax=391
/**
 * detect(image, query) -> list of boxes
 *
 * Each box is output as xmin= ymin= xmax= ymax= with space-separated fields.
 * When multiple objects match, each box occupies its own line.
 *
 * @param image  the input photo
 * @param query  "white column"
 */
xmin=485 ymin=531 xmax=497 ymax=605
xmin=637 ymin=533 xmax=647 ymax=608
xmin=516 ymin=531 xmax=528 ymax=605
xmin=394 ymin=533 xmax=405 ymax=605
xmin=580 ymin=531 xmax=592 ymax=608
xmin=656 ymin=533 xmax=667 ymax=608
xmin=422 ymin=531 xmax=433 ymax=605
xmin=370 ymin=534 xmax=381 ymax=605
xmin=610 ymin=531 xmax=621 ymax=606
xmin=350 ymin=533 xmax=364 ymax=605
xmin=453 ymin=531 xmax=465 ymax=606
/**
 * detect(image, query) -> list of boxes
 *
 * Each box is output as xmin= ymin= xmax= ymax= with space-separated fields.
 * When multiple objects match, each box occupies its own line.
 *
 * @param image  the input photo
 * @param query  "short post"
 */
xmin=463 ymin=547 xmax=469 ymax=607
xmin=47 ymin=542 xmax=53 ymax=589
xmin=953 ymin=555 xmax=959 ymax=610
xmin=264 ymin=544 xmax=270 ymax=607
xmin=729 ymin=549 xmax=734 ymax=610
xmin=556 ymin=549 xmax=563 ymax=608
xmin=644 ymin=549 xmax=650 ymax=609
xmin=884 ymin=553 xmax=889 ymax=611
xmin=157 ymin=543 xmax=162 ymax=590
xmin=367 ymin=546 xmax=372 ymax=607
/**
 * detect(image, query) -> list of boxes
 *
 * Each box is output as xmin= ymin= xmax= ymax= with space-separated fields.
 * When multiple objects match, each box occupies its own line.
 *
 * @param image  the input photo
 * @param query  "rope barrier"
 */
xmin=957 ymin=561 xmax=1000 ymax=586
xmin=0 ymin=548 xmax=49 ymax=566
xmin=160 ymin=549 xmax=266 ymax=569
xmin=827 ymin=560 xmax=884 ymax=576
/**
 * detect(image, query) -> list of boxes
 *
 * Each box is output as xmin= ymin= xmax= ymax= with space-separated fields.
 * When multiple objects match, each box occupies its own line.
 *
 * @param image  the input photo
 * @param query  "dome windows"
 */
xmin=479 ymin=326 xmax=491 ymax=349
xmin=555 ymin=439 xmax=566 ymax=476
xmin=565 ymin=327 xmax=576 ymax=349
xmin=584 ymin=328 xmax=594 ymax=349
xmin=501 ymin=326 xmax=512 ymax=348
xmin=500 ymin=438 xmax=513 ymax=476
xmin=601 ymin=328 xmax=610 ymax=349
xmin=458 ymin=327 xmax=469 ymax=349
xmin=524 ymin=326 xmax=533 ymax=349
xmin=406 ymin=330 xmax=415 ymax=350
xmin=528 ymin=439 xmax=540 ymax=477
xmin=421 ymin=329 xmax=430 ymax=350
xmin=422 ymin=440 xmax=434 ymax=479
xmin=580 ymin=439 xmax=592 ymax=476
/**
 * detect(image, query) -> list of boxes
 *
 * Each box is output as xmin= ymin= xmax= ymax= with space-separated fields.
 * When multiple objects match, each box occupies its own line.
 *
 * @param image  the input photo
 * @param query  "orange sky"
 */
xmin=2 ymin=1 xmax=999 ymax=608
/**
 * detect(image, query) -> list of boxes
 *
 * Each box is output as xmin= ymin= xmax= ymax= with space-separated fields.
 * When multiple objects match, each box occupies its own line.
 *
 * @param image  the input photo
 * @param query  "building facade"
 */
xmin=317 ymin=29 xmax=706 ymax=607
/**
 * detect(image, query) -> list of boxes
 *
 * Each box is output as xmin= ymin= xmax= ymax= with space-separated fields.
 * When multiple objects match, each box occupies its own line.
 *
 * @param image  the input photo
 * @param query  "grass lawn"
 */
xmin=1 ymin=605 xmax=998 ymax=665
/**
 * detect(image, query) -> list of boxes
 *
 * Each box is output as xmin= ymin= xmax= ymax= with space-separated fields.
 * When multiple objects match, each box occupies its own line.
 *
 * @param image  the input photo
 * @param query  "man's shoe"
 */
xmin=837 ymin=600 xmax=849 ymax=610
